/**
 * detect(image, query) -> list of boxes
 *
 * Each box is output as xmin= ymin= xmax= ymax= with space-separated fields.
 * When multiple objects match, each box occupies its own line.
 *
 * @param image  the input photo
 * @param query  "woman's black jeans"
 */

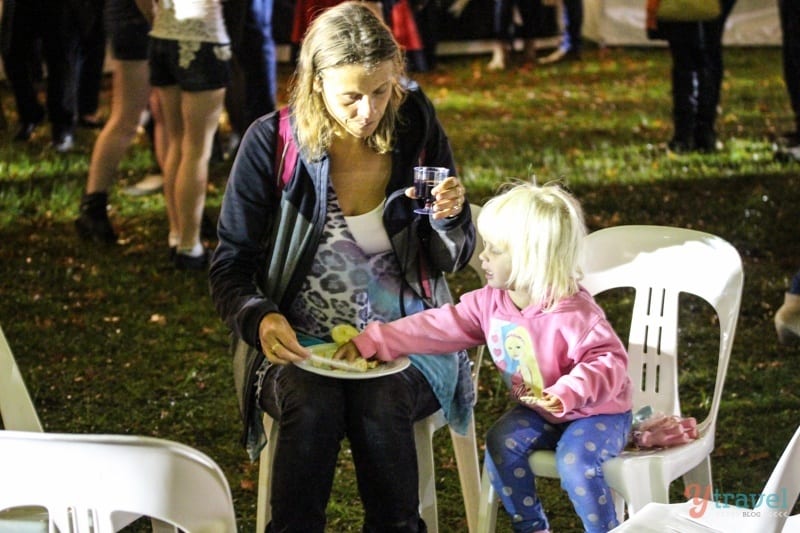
xmin=260 ymin=363 xmax=440 ymax=533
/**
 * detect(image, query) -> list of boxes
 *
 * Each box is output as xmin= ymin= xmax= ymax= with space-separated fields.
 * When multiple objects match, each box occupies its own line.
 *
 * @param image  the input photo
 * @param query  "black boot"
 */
xmin=75 ymin=192 xmax=118 ymax=244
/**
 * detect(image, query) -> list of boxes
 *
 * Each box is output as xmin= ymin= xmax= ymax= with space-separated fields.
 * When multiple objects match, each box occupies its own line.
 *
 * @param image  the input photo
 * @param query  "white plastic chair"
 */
xmin=610 ymin=422 xmax=800 ymax=533
xmin=476 ymin=225 xmax=744 ymax=531
xmin=0 ymin=324 xmax=43 ymax=432
xmin=0 ymin=430 xmax=238 ymax=533
xmin=256 ymin=205 xmax=486 ymax=533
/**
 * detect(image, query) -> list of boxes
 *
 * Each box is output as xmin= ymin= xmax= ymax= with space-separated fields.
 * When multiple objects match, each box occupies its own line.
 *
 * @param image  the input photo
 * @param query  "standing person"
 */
xmin=76 ymin=0 xmax=165 ymax=244
xmin=222 ymin=0 xmax=278 ymax=159
xmin=777 ymin=0 xmax=800 ymax=161
xmin=141 ymin=0 xmax=231 ymax=269
xmin=487 ymin=0 xmax=540 ymax=70
xmin=772 ymin=0 xmax=800 ymax=343
xmin=337 ymin=182 xmax=633 ymax=533
xmin=209 ymin=3 xmax=475 ymax=530
xmin=539 ymin=0 xmax=582 ymax=64
xmin=73 ymin=0 xmax=108 ymax=129
xmin=0 ymin=0 xmax=80 ymax=152
xmin=648 ymin=0 xmax=738 ymax=153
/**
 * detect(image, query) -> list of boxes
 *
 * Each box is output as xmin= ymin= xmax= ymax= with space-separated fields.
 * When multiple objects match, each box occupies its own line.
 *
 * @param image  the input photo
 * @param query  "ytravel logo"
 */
xmin=684 ymin=483 xmax=791 ymax=519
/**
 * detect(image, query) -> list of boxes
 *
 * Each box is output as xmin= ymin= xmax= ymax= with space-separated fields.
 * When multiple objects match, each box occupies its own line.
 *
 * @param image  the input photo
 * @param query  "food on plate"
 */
xmin=331 ymin=324 xmax=360 ymax=346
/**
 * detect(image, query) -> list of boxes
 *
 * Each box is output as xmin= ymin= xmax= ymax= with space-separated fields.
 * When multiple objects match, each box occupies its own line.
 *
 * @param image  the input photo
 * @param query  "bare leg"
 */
xmin=150 ymin=91 xmax=168 ymax=172
xmin=76 ymin=58 xmax=152 ymax=244
xmin=174 ymin=88 xmax=226 ymax=253
xmin=155 ymin=85 xmax=184 ymax=248
xmin=86 ymin=59 xmax=151 ymax=194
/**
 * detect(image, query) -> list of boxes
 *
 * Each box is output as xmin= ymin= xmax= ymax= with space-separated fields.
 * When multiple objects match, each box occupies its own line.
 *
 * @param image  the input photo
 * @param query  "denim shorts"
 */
xmin=105 ymin=0 xmax=150 ymax=60
xmin=149 ymin=37 xmax=231 ymax=91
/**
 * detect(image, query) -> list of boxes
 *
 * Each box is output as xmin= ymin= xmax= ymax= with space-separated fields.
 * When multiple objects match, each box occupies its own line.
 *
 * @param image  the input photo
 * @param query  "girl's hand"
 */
xmin=333 ymin=341 xmax=363 ymax=363
xmin=258 ymin=313 xmax=310 ymax=365
xmin=538 ymin=393 xmax=564 ymax=414
xmin=511 ymin=382 xmax=533 ymax=402
xmin=405 ymin=176 xmax=467 ymax=220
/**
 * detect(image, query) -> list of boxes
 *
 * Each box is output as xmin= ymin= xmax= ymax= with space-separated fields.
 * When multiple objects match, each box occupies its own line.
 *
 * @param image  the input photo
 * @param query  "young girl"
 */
xmin=336 ymin=182 xmax=633 ymax=533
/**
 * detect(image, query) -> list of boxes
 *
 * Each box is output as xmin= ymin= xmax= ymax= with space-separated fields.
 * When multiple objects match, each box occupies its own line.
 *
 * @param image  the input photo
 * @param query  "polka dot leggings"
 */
xmin=484 ymin=406 xmax=632 ymax=533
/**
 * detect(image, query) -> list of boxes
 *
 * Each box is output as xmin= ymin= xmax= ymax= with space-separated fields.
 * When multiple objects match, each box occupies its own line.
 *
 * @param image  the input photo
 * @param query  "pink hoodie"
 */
xmin=353 ymin=285 xmax=632 ymax=423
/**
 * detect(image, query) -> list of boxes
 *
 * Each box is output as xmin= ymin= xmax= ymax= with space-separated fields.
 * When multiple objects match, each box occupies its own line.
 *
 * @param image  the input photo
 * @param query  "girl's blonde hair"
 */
xmin=477 ymin=182 xmax=586 ymax=310
xmin=289 ymin=1 xmax=407 ymax=160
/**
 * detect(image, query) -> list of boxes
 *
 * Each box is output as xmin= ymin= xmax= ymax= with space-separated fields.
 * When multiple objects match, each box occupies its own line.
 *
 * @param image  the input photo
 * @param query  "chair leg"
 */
xmin=682 ymin=456 xmax=713 ymax=497
xmin=449 ymin=417 xmax=481 ymax=533
xmin=256 ymin=416 xmax=277 ymax=533
xmin=476 ymin=460 xmax=500 ymax=533
xmin=415 ymin=416 xmax=439 ymax=533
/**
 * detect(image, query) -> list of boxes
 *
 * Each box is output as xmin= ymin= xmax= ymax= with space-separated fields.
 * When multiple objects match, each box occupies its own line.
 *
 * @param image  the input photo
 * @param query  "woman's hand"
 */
xmin=258 ymin=313 xmax=310 ymax=365
xmin=406 ymin=176 xmax=467 ymax=220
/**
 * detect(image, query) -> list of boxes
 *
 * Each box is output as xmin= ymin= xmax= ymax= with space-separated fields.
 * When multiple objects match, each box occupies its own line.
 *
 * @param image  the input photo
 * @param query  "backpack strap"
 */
xmin=275 ymin=107 xmax=299 ymax=190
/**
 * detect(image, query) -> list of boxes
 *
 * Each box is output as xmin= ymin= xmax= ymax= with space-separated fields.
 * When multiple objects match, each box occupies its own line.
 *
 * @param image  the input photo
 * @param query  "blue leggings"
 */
xmin=484 ymin=406 xmax=632 ymax=533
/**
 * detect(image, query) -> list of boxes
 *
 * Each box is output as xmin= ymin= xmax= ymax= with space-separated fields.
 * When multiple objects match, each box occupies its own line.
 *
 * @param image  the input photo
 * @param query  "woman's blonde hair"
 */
xmin=289 ymin=1 xmax=407 ymax=160
xmin=477 ymin=181 xmax=586 ymax=310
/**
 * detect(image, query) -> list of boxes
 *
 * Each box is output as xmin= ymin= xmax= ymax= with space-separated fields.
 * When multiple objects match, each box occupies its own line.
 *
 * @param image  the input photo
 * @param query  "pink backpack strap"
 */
xmin=275 ymin=107 xmax=298 ymax=190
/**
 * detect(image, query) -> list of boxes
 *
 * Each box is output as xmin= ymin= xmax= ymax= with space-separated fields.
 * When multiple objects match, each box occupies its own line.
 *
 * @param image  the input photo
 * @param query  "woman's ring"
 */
xmin=271 ymin=342 xmax=281 ymax=353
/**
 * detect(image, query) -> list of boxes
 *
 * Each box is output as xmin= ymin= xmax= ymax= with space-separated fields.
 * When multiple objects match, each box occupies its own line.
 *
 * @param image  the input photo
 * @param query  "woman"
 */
xmin=209 ymin=3 xmax=474 ymax=531
xmin=76 ymin=0 xmax=166 ymax=244
xmin=141 ymin=0 xmax=230 ymax=269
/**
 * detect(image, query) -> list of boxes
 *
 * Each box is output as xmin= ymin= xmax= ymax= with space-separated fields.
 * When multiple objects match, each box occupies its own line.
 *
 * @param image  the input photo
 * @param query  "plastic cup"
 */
xmin=413 ymin=166 xmax=449 ymax=215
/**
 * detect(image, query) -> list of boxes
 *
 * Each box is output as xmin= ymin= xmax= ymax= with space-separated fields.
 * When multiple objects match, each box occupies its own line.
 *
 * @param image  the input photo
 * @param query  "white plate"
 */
xmin=295 ymin=343 xmax=410 ymax=380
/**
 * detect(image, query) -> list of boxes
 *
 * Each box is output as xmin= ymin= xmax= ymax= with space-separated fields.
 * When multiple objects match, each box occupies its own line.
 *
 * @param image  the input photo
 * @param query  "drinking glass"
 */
xmin=413 ymin=166 xmax=449 ymax=215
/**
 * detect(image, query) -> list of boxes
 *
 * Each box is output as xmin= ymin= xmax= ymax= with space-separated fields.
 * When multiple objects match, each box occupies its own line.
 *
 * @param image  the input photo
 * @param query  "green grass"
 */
xmin=1 ymin=45 xmax=799 ymax=532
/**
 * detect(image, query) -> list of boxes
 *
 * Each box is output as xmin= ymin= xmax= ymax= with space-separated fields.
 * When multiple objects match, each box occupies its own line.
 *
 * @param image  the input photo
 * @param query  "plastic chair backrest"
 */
xmin=0 ymin=325 xmax=43 ymax=432
xmin=581 ymin=225 xmax=743 ymax=427
xmin=756 ymin=423 xmax=800 ymax=532
xmin=0 ymin=430 xmax=237 ymax=533
xmin=467 ymin=204 xmax=486 ymax=286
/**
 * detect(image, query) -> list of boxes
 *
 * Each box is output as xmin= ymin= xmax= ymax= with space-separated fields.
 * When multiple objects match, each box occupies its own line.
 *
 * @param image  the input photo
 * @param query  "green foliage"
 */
xmin=1 ymin=46 xmax=799 ymax=531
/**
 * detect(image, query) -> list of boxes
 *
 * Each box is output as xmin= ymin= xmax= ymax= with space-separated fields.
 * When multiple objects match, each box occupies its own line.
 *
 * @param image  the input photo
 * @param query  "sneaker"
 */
xmin=174 ymin=249 xmax=210 ymax=270
xmin=75 ymin=211 xmax=118 ymax=244
xmin=122 ymin=174 xmax=163 ymax=196
xmin=538 ymin=47 xmax=580 ymax=65
xmin=52 ymin=132 xmax=75 ymax=153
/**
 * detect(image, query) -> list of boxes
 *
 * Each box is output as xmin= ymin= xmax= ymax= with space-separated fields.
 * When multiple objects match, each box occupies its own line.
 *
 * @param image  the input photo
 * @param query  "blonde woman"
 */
xmin=339 ymin=182 xmax=633 ymax=533
xmin=209 ymin=3 xmax=473 ymax=530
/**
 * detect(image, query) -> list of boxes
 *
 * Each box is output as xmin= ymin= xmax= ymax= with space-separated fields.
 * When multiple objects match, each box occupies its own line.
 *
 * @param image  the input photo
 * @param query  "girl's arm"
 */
xmin=545 ymin=319 xmax=630 ymax=416
xmin=343 ymin=292 xmax=486 ymax=361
